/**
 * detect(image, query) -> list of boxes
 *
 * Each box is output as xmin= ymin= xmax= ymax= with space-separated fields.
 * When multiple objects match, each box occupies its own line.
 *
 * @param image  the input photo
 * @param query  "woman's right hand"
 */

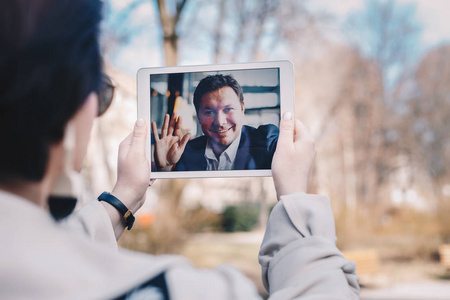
xmin=271 ymin=112 xmax=317 ymax=199
xmin=152 ymin=113 xmax=191 ymax=171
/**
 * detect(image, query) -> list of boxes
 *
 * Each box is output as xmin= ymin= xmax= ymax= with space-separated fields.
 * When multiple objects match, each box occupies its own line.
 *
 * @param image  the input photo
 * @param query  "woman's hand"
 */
xmin=272 ymin=112 xmax=317 ymax=199
xmin=101 ymin=118 xmax=154 ymax=239
xmin=111 ymin=118 xmax=154 ymax=214
xmin=152 ymin=113 xmax=191 ymax=171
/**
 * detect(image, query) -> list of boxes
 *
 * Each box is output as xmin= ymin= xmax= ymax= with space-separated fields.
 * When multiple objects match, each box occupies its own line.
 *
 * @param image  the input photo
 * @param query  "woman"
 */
xmin=0 ymin=0 xmax=359 ymax=299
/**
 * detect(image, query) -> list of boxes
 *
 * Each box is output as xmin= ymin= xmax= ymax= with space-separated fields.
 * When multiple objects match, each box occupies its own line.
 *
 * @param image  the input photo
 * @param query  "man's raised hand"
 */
xmin=152 ymin=113 xmax=191 ymax=171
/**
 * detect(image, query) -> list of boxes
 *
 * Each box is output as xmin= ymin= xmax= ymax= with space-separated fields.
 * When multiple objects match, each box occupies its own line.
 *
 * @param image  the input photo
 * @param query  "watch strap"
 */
xmin=98 ymin=192 xmax=135 ymax=230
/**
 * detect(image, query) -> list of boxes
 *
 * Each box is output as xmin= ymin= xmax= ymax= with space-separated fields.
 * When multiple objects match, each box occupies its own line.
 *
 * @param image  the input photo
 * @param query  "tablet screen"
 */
xmin=137 ymin=61 xmax=294 ymax=178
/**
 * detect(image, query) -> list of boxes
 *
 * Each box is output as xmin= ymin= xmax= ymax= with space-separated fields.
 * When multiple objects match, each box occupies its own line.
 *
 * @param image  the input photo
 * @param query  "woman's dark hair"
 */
xmin=193 ymin=74 xmax=244 ymax=112
xmin=0 ymin=0 xmax=103 ymax=181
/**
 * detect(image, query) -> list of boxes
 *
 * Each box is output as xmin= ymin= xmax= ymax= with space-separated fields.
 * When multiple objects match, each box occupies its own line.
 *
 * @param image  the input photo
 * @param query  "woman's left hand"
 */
xmin=111 ymin=118 xmax=154 ymax=214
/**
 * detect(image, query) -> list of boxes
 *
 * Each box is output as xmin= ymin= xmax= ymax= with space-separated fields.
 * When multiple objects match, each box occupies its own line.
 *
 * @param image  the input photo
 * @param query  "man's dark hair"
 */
xmin=0 ymin=0 xmax=103 ymax=181
xmin=193 ymin=74 xmax=244 ymax=111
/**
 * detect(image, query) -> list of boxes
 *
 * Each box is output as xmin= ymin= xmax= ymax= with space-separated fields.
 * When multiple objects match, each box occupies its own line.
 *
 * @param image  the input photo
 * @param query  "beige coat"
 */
xmin=0 ymin=190 xmax=359 ymax=299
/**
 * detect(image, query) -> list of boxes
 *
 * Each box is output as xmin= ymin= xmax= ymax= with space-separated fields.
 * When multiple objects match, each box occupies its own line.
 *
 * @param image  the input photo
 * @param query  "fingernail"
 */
xmin=136 ymin=118 xmax=145 ymax=127
xmin=283 ymin=111 xmax=292 ymax=120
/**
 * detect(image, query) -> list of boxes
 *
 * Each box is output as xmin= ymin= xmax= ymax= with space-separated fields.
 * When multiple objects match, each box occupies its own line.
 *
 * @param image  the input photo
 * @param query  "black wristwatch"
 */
xmin=98 ymin=192 xmax=135 ymax=230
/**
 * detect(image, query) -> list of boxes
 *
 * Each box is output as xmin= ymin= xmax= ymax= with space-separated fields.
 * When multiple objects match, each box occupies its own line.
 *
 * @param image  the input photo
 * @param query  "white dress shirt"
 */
xmin=204 ymin=132 xmax=242 ymax=170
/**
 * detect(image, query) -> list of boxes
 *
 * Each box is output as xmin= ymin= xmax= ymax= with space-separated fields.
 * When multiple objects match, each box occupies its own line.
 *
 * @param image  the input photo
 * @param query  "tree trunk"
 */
xmin=156 ymin=0 xmax=187 ymax=66
xmin=163 ymin=34 xmax=178 ymax=66
xmin=150 ymin=0 xmax=188 ymax=253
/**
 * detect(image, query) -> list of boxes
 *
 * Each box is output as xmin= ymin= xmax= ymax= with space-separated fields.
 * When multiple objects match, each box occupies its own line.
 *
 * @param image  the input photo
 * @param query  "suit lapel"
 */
xmin=234 ymin=126 xmax=251 ymax=170
xmin=184 ymin=137 xmax=208 ymax=171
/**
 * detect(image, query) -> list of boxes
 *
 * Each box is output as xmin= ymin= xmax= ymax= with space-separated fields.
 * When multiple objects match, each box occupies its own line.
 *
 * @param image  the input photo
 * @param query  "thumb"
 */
xmin=130 ymin=118 xmax=147 ymax=155
xmin=179 ymin=132 xmax=191 ymax=150
xmin=278 ymin=111 xmax=295 ymax=143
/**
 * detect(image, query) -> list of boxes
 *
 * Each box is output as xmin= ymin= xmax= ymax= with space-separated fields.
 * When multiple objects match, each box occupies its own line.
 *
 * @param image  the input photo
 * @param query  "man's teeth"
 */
xmin=213 ymin=128 xmax=229 ymax=133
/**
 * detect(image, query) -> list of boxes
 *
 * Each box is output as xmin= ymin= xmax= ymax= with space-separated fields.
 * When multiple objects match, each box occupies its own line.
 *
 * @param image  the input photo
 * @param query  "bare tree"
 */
xmin=388 ymin=44 xmax=450 ymax=243
xmin=212 ymin=0 xmax=227 ymax=63
xmin=177 ymin=0 xmax=319 ymax=63
xmin=338 ymin=0 xmax=423 ymax=211
xmin=101 ymin=0 xmax=149 ymax=60
xmin=156 ymin=0 xmax=188 ymax=66
xmin=338 ymin=50 xmax=385 ymax=210
xmin=346 ymin=0 xmax=422 ymax=94
xmin=395 ymin=44 xmax=450 ymax=241
xmin=410 ymin=45 xmax=450 ymax=184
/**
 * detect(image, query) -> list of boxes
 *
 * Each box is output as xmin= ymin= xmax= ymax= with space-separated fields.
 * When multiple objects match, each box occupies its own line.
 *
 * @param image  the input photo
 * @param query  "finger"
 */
xmin=167 ymin=112 xmax=176 ymax=136
xmin=129 ymin=118 xmax=147 ymax=156
xmin=179 ymin=132 xmax=191 ymax=151
xmin=151 ymin=121 xmax=160 ymax=142
xmin=294 ymin=119 xmax=314 ymax=143
xmin=173 ymin=116 xmax=183 ymax=138
xmin=161 ymin=114 xmax=170 ymax=138
xmin=278 ymin=111 xmax=295 ymax=144
xmin=118 ymin=132 xmax=133 ymax=161
xmin=149 ymin=179 xmax=156 ymax=186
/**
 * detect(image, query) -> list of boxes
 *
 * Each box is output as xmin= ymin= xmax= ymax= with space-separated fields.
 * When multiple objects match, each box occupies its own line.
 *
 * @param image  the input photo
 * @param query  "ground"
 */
xmin=179 ymin=231 xmax=450 ymax=299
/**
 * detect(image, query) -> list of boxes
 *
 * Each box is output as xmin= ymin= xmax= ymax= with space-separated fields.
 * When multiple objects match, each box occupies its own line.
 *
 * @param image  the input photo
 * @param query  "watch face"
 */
xmin=126 ymin=214 xmax=135 ymax=230
xmin=124 ymin=210 xmax=135 ymax=230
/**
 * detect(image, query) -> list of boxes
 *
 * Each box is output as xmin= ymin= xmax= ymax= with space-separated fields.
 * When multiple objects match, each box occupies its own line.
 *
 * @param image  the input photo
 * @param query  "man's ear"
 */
xmin=241 ymin=101 xmax=245 ymax=112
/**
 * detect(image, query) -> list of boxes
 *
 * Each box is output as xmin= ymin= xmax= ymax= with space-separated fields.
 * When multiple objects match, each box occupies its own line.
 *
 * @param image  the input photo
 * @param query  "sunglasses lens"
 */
xmin=98 ymin=76 xmax=115 ymax=116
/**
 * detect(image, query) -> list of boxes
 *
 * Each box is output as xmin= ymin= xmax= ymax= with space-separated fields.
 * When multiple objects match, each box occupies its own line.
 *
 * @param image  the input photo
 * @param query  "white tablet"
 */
xmin=137 ymin=60 xmax=294 ymax=179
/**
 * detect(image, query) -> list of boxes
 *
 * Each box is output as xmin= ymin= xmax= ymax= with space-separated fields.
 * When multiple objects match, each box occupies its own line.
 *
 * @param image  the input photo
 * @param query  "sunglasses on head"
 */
xmin=97 ymin=74 xmax=115 ymax=116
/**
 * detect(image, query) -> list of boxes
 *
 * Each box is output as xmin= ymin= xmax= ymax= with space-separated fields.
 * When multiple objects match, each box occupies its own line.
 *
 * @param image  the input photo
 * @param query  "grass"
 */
xmin=181 ymin=242 xmax=260 ymax=270
xmin=178 ymin=231 xmax=450 ymax=297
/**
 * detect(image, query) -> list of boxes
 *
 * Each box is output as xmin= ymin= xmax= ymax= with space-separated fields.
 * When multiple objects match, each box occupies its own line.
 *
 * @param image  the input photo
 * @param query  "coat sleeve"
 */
xmin=259 ymin=193 xmax=360 ymax=299
xmin=62 ymin=200 xmax=118 ymax=250
xmin=165 ymin=263 xmax=263 ymax=300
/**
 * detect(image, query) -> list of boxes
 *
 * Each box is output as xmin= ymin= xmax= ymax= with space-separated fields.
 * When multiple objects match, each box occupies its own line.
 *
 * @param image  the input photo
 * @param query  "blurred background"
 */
xmin=82 ymin=0 xmax=450 ymax=298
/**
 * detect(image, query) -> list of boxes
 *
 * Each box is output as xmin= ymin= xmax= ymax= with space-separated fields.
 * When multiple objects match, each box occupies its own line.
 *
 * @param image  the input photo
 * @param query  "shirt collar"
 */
xmin=204 ymin=130 xmax=242 ymax=165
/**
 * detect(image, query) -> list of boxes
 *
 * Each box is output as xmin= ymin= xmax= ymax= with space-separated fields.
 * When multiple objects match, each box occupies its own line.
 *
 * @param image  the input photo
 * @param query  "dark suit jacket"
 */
xmin=174 ymin=124 xmax=279 ymax=171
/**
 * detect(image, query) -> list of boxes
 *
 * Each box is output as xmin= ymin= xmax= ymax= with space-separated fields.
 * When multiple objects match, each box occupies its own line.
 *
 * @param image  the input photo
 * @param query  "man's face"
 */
xmin=197 ymin=86 xmax=245 ymax=153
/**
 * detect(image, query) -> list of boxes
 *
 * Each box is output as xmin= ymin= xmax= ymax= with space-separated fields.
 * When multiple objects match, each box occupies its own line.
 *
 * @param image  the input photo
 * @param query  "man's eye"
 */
xmin=204 ymin=111 xmax=215 ymax=116
xmin=224 ymin=108 xmax=233 ymax=113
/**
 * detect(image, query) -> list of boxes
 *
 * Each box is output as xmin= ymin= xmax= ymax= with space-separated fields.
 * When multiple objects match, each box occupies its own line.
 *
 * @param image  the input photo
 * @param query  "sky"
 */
xmin=312 ymin=0 xmax=450 ymax=49
xmin=108 ymin=0 xmax=450 ymax=75
xmin=400 ymin=0 xmax=450 ymax=47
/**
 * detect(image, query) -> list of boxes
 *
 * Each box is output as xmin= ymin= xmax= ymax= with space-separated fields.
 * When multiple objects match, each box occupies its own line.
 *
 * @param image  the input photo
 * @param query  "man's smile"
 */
xmin=210 ymin=125 xmax=235 ymax=134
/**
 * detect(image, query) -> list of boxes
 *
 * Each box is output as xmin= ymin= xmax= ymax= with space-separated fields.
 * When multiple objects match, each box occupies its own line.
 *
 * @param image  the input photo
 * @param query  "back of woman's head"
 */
xmin=0 ymin=0 xmax=103 ymax=181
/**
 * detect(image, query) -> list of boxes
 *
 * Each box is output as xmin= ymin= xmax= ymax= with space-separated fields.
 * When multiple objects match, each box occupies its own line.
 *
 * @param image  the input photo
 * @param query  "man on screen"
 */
xmin=152 ymin=74 xmax=279 ymax=171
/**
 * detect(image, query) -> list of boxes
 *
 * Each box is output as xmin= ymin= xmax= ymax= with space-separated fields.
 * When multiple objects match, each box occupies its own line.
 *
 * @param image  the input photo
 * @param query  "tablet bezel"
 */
xmin=137 ymin=60 xmax=295 ymax=179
